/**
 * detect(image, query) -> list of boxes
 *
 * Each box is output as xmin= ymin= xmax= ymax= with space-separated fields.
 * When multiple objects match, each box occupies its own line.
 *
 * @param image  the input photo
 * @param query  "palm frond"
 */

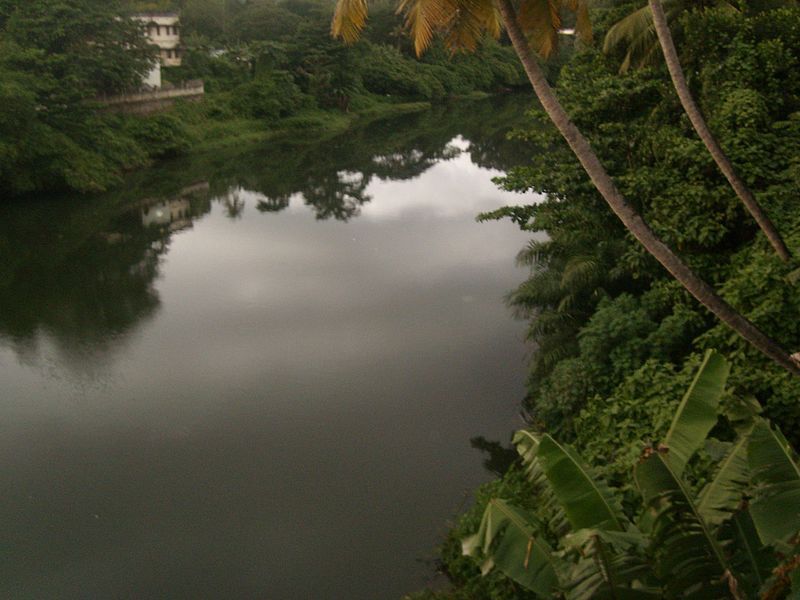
xmin=603 ymin=4 xmax=656 ymax=73
xmin=516 ymin=239 xmax=554 ymax=267
xmin=331 ymin=0 xmax=369 ymax=44
xmin=518 ymin=0 xmax=561 ymax=58
xmin=560 ymin=255 xmax=601 ymax=291
xmin=563 ymin=0 xmax=592 ymax=44
xmin=444 ymin=0 xmax=499 ymax=53
xmin=397 ymin=0 xmax=456 ymax=56
xmin=574 ymin=0 xmax=592 ymax=45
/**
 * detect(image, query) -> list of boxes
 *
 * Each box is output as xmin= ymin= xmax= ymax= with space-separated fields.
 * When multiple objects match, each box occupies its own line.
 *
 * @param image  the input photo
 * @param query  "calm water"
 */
xmin=0 ymin=96 xmax=540 ymax=598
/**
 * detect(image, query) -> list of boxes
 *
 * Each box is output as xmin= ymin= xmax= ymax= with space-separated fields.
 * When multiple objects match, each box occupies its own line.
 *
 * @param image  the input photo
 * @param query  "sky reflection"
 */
xmin=0 ymin=99 xmax=543 ymax=599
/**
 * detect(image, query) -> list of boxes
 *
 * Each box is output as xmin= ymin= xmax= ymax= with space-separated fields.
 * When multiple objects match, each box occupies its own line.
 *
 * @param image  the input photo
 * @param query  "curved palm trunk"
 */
xmin=649 ymin=0 xmax=791 ymax=262
xmin=494 ymin=0 xmax=800 ymax=376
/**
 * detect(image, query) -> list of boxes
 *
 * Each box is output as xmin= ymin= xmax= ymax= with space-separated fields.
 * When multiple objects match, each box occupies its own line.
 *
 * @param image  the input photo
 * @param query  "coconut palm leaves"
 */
xmin=466 ymin=350 xmax=800 ymax=596
xmin=603 ymin=0 xmax=735 ymax=73
xmin=332 ymin=0 xmax=591 ymax=57
xmin=331 ymin=0 xmax=369 ymax=45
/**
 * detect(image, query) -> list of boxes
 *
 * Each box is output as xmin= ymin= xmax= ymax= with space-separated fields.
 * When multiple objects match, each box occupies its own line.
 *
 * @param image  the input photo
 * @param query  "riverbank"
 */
xmin=1 ymin=0 xmax=533 ymax=200
xmin=177 ymin=97 xmax=434 ymax=153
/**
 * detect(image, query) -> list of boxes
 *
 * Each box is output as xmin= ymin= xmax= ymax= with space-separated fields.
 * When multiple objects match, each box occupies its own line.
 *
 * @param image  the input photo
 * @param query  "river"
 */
xmin=0 ymin=95 xmax=540 ymax=598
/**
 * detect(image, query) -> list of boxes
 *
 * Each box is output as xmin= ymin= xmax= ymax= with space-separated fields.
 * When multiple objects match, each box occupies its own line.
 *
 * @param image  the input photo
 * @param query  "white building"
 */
xmin=133 ymin=12 xmax=182 ymax=89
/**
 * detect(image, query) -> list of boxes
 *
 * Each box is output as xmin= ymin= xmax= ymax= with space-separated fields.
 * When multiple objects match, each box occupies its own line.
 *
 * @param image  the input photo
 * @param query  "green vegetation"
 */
xmin=0 ymin=0 xmax=529 ymax=197
xmin=0 ymin=0 xmax=160 ymax=194
xmin=462 ymin=351 xmax=800 ymax=598
xmin=386 ymin=1 xmax=800 ymax=597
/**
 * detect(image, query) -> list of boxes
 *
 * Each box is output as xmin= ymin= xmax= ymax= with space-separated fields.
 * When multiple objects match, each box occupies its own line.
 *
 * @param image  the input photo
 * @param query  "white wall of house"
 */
xmin=134 ymin=12 xmax=182 ymax=88
xmin=143 ymin=62 xmax=162 ymax=89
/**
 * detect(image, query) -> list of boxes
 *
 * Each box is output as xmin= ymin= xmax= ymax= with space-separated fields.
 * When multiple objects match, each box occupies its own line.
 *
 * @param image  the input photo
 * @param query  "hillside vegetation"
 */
xmin=0 ymin=0 xmax=531 ymax=197
xmin=411 ymin=2 xmax=800 ymax=597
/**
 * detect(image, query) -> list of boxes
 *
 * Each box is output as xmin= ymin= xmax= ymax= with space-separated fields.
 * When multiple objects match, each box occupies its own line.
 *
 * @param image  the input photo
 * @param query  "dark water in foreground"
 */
xmin=0 ymin=96 xmax=540 ymax=598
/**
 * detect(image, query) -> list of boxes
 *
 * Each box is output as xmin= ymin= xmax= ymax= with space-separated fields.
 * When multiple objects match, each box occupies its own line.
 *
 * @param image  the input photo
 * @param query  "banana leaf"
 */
xmin=748 ymin=419 xmax=800 ymax=551
xmin=697 ymin=429 xmax=751 ymax=526
xmin=635 ymin=450 xmax=742 ymax=598
xmin=663 ymin=349 xmax=729 ymax=477
xmin=562 ymin=528 xmax=660 ymax=599
xmin=462 ymin=498 xmax=562 ymax=594
xmin=727 ymin=510 xmax=775 ymax=594
xmin=513 ymin=428 xmax=570 ymax=536
xmin=536 ymin=434 xmax=626 ymax=531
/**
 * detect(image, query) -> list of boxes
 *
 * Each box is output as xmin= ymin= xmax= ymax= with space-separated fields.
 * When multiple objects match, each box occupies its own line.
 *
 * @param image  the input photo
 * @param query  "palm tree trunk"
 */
xmin=649 ymin=0 xmax=791 ymax=262
xmin=494 ymin=0 xmax=800 ymax=376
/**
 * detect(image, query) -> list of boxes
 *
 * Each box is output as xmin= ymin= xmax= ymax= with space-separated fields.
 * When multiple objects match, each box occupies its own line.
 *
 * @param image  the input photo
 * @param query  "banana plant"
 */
xmin=464 ymin=350 xmax=800 ymax=597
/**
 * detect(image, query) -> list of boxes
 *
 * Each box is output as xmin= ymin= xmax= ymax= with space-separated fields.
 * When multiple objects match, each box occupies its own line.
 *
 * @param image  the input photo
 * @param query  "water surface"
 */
xmin=0 ymin=96 xmax=539 ymax=598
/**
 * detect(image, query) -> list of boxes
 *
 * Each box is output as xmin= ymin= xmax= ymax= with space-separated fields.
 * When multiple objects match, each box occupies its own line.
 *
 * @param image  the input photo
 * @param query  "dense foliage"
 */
xmin=465 ymin=352 xmax=800 ymax=598
xmin=419 ymin=1 xmax=800 ymax=597
xmin=0 ymin=0 xmax=166 ymax=194
xmin=0 ymin=0 xmax=529 ymax=197
xmin=484 ymin=1 xmax=800 ymax=439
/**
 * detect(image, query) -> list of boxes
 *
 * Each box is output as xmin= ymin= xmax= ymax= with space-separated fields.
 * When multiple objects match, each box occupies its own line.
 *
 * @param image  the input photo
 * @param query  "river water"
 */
xmin=0 ymin=96 xmax=539 ymax=598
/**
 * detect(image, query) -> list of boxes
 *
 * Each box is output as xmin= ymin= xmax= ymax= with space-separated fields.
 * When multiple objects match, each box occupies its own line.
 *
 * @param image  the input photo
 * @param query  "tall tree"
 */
xmin=331 ymin=0 xmax=800 ymax=376
xmin=606 ymin=0 xmax=791 ymax=262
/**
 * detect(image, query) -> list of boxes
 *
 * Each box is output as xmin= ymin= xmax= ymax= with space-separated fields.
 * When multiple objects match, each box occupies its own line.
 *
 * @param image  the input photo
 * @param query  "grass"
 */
xmin=177 ymin=95 xmax=432 ymax=154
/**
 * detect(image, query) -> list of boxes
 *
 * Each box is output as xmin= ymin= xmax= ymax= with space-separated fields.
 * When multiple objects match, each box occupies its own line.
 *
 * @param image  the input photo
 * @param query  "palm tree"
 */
xmin=331 ymin=0 xmax=800 ymax=376
xmin=605 ymin=0 xmax=792 ymax=262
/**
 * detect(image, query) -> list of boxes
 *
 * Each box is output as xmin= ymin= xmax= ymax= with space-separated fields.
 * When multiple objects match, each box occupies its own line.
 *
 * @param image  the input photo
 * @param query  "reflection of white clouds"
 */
xmin=337 ymin=170 xmax=366 ymax=186
xmin=226 ymin=136 xmax=543 ymax=222
xmin=448 ymin=135 xmax=471 ymax=151
xmin=361 ymin=141 xmax=541 ymax=221
xmin=1 ymin=135 xmax=541 ymax=421
xmin=372 ymin=150 xmax=425 ymax=166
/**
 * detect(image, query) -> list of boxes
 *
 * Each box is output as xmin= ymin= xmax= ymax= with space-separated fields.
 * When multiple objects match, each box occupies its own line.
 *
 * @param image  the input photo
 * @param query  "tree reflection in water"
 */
xmin=0 ymin=94 xmax=535 ymax=369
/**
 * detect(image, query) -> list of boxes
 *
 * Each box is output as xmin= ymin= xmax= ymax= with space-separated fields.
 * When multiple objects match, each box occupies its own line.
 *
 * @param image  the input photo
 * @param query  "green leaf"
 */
xmin=728 ymin=511 xmax=774 ymax=593
xmin=536 ymin=434 xmax=626 ymax=531
xmin=634 ymin=450 xmax=740 ymax=597
xmin=697 ymin=429 xmax=751 ymax=526
xmin=513 ymin=429 xmax=541 ymax=472
xmin=748 ymin=419 xmax=800 ymax=550
xmin=663 ymin=349 xmax=729 ymax=476
xmin=463 ymin=498 xmax=561 ymax=594
xmin=513 ymin=429 xmax=570 ymax=535
xmin=562 ymin=528 xmax=659 ymax=599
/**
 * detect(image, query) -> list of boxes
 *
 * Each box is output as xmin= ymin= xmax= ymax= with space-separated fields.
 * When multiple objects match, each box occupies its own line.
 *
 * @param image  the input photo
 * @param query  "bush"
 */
xmin=230 ymin=70 xmax=313 ymax=120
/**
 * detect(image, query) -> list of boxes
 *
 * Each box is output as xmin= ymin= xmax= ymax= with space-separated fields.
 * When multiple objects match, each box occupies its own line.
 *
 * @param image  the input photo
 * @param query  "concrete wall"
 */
xmin=101 ymin=80 xmax=204 ymax=115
